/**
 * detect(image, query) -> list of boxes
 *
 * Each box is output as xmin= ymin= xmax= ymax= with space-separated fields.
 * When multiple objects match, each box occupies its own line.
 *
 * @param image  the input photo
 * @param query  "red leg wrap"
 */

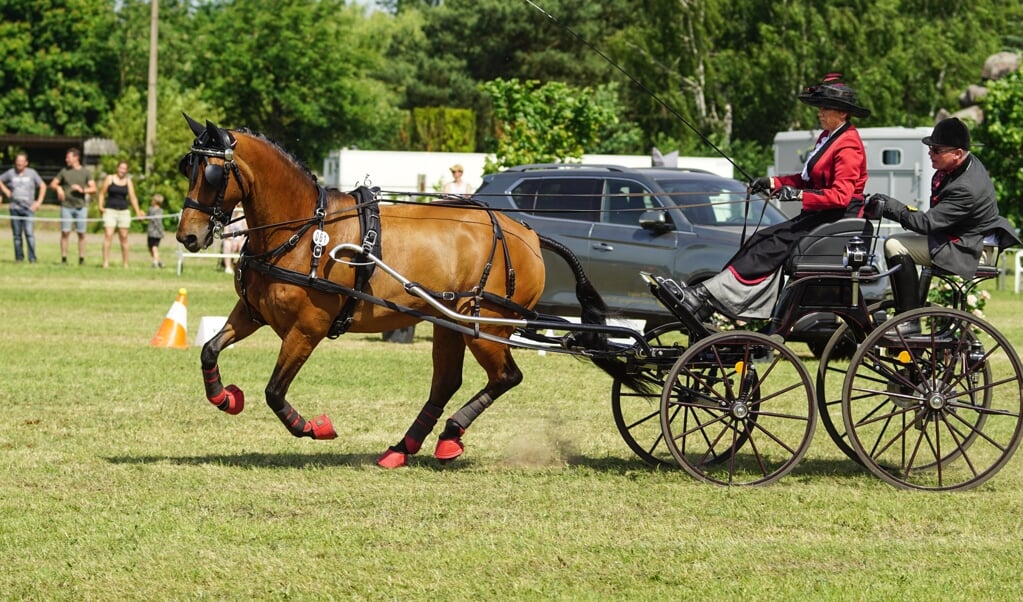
xmin=403 ymin=435 xmax=423 ymax=455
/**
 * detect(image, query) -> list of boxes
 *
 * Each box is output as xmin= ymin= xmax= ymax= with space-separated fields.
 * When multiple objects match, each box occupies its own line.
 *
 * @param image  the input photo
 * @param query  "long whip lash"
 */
xmin=524 ymin=0 xmax=754 ymax=182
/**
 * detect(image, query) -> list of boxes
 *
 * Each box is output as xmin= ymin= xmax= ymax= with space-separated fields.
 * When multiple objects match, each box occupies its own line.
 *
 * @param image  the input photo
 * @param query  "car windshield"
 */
xmin=656 ymin=177 xmax=786 ymax=227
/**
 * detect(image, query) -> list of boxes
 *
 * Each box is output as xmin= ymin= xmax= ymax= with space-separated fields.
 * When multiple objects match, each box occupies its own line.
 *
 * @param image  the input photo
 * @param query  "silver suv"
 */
xmin=473 ymin=164 xmax=884 ymax=354
xmin=473 ymin=165 xmax=786 ymax=322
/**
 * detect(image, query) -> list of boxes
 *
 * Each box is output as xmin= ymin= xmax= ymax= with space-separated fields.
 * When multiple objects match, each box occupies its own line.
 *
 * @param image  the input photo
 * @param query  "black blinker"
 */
xmin=177 ymin=154 xmax=193 ymax=178
xmin=204 ymin=163 xmax=225 ymax=187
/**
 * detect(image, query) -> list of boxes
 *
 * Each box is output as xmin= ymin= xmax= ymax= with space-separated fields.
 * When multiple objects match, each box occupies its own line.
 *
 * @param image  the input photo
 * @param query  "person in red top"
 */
xmin=675 ymin=74 xmax=870 ymax=321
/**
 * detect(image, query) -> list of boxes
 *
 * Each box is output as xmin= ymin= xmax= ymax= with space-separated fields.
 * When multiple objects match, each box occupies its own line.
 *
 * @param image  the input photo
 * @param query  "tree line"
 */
xmin=1 ymin=0 xmax=1021 ymax=219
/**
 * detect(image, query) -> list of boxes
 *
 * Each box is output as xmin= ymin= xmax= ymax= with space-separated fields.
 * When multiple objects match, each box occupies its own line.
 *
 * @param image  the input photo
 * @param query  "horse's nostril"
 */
xmin=178 ymin=234 xmax=200 ymax=252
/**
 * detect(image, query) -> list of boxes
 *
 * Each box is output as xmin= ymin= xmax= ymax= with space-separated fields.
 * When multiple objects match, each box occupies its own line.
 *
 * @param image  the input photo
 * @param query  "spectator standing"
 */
xmin=0 ymin=152 xmax=46 ymax=263
xmin=443 ymin=164 xmax=474 ymax=197
xmin=97 ymin=161 xmax=144 ymax=268
xmin=146 ymin=193 xmax=166 ymax=268
xmin=50 ymin=148 xmax=96 ymax=265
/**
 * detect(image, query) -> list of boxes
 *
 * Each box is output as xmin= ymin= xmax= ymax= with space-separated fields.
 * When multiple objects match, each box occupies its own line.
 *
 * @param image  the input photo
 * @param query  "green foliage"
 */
xmin=976 ymin=71 xmax=1023 ymax=224
xmin=0 ymin=0 xmax=120 ymax=135
xmin=410 ymin=107 xmax=476 ymax=152
xmin=927 ymin=276 xmax=990 ymax=318
xmin=2 ymin=0 xmax=1023 ymax=190
xmin=480 ymin=78 xmax=624 ymax=172
xmin=188 ymin=0 xmax=404 ymax=164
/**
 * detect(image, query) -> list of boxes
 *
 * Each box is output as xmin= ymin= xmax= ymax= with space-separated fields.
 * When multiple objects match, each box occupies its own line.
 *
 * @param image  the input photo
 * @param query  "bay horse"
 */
xmin=175 ymin=115 xmax=643 ymax=468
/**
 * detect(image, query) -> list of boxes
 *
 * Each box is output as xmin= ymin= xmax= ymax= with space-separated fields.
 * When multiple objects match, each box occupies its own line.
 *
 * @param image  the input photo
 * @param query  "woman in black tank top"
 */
xmin=98 ymin=161 xmax=144 ymax=268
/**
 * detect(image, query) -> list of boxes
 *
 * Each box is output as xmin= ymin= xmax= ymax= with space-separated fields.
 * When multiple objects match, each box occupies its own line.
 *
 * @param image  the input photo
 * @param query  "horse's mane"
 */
xmin=235 ymin=128 xmax=318 ymax=185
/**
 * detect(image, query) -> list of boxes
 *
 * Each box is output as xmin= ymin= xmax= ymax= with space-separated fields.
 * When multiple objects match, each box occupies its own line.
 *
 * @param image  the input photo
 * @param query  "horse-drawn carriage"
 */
xmin=176 ymin=116 xmax=1023 ymax=492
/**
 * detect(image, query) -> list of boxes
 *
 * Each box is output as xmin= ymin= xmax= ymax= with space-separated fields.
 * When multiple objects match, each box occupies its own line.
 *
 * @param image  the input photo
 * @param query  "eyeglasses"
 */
xmin=451 ymin=170 xmax=462 ymax=174
xmin=927 ymin=146 xmax=957 ymax=155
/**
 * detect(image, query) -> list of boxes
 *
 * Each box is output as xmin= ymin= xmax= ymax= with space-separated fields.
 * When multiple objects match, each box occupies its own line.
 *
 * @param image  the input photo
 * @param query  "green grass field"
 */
xmin=2 ymin=227 xmax=1023 ymax=600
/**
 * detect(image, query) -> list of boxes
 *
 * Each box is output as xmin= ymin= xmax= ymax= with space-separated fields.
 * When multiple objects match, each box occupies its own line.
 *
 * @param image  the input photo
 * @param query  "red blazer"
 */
xmin=775 ymin=122 xmax=867 ymax=212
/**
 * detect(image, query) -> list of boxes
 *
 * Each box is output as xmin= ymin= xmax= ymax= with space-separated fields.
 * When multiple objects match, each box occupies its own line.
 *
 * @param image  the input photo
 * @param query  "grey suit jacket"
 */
xmin=894 ymin=155 xmax=1010 ymax=279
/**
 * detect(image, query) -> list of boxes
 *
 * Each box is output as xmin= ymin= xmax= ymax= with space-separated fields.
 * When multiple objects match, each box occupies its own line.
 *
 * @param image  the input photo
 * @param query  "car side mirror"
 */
xmin=639 ymin=210 xmax=672 ymax=233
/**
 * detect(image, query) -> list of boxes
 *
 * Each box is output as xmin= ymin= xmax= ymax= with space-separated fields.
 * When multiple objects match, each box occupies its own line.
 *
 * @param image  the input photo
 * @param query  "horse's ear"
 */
xmin=204 ymin=120 xmax=235 ymax=150
xmin=183 ymin=113 xmax=204 ymax=137
xmin=204 ymin=121 xmax=223 ymax=148
xmin=206 ymin=120 xmax=235 ymax=150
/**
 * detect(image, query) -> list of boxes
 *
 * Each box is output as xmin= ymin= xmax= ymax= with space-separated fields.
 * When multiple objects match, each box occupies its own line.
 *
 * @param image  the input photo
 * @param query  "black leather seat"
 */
xmin=787 ymin=218 xmax=875 ymax=275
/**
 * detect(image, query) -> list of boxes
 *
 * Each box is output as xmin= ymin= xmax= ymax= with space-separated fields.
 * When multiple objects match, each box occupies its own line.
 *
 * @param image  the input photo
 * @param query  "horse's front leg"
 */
xmin=263 ymin=327 xmax=337 ymax=440
xmin=201 ymin=301 xmax=262 ymax=415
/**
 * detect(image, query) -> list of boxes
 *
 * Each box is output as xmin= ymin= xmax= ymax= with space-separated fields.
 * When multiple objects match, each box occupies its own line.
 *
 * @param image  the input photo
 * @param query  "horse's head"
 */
xmin=176 ymin=114 xmax=248 ymax=252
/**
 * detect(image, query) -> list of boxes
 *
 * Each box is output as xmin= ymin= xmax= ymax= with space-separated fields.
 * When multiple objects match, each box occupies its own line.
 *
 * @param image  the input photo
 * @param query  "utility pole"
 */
xmin=144 ymin=0 xmax=159 ymax=175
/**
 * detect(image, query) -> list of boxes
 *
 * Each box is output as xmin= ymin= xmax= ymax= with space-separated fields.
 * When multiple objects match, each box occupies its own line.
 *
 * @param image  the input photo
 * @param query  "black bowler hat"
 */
xmin=922 ymin=117 xmax=971 ymax=150
xmin=798 ymin=73 xmax=871 ymax=118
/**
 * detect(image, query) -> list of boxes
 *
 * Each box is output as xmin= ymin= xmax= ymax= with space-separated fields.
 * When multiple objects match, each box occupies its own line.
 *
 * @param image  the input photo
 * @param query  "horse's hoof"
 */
xmin=434 ymin=437 xmax=464 ymax=461
xmin=377 ymin=448 xmax=408 ymax=469
xmin=223 ymin=384 xmax=244 ymax=413
xmin=310 ymin=414 xmax=337 ymax=439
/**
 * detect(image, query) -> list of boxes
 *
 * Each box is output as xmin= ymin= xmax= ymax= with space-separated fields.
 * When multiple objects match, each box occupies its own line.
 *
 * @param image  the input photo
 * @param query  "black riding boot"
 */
xmin=887 ymin=254 xmax=921 ymax=335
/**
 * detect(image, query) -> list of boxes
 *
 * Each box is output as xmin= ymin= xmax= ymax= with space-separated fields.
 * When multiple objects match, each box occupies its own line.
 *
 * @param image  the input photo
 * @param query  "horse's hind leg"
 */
xmin=200 ymin=301 xmax=262 ymax=415
xmin=378 ymin=325 xmax=467 ymax=468
xmin=433 ymin=336 xmax=523 ymax=463
xmin=263 ymin=328 xmax=337 ymax=440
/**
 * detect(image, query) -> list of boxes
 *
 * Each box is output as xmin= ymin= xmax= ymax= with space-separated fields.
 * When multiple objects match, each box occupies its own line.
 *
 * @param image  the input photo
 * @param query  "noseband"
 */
xmin=181 ymin=144 xmax=247 ymax=243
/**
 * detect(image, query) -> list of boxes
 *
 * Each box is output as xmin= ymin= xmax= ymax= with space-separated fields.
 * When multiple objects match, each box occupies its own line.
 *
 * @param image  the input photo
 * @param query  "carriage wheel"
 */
xmin=660 ymin=331 xmax=816 ymax=486
xmin=816 ymin=301 xmax=894 ymax=464
xmin=842 ymin=307 xmax=1023 ymax=491
xmin=611 ymin=322 xmax=688 ymax=466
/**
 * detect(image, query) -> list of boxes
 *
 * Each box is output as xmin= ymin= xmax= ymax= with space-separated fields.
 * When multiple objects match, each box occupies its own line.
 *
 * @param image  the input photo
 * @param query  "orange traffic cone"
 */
xmin=151 ymin=288 xmax=188 ymax=349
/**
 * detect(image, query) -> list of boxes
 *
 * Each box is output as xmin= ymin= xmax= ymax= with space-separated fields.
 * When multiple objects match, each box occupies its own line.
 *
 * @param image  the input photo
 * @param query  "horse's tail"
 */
xmin=537 ymin=234 xmax=654 ymax=395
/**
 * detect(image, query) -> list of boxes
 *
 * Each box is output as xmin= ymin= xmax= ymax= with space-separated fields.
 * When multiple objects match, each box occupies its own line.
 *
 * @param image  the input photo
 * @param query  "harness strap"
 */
xmin=307 ymin=186 xmax=330 ymax=278
xmin=243 ymin=256 xmax=543 ymax=332
xmin=328 ymin=186 xmax=381 ymax=338
xmin=400 ymin=284 xmax=539 ymax=319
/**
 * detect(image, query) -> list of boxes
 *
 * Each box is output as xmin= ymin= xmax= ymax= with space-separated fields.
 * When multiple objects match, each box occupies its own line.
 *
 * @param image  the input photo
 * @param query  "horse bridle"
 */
xmin=180 ymin=142 xmax=247 ymax=243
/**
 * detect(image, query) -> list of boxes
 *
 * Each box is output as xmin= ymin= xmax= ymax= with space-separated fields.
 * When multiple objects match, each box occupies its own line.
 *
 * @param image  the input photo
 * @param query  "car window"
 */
xmin=603 ymin=178 xmax=657 ymax=226
xmin=656 ymin=178 xmax=785 ymax=226
xmin=511 ymin=177 xmax=602 ymax=222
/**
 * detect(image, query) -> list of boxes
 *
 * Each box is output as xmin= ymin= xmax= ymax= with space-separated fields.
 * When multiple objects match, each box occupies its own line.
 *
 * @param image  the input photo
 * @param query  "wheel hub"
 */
xmin=927 ymin=392 xmax=946 ymax=410
xmin=731 ymin=401 xmax=750 ymax=419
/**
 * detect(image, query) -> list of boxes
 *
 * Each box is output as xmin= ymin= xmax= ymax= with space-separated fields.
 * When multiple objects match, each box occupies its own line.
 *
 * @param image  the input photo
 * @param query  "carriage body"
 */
xmin=615 ymin=215 xmax=1023 ymax=490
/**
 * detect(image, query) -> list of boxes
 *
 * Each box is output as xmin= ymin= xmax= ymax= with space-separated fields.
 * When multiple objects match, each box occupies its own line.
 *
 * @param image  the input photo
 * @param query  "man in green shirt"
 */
xmin=50 ymin=147 xmax=96 ymax=265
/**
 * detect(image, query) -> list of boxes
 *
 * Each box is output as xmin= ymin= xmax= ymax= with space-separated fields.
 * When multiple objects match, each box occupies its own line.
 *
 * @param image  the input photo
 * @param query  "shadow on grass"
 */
xmin=107 ymin=451 xmax=388 ymax=469
xmin=564 ymin=453 xmax=869 ymax=480
xmin=106 ymin=450 xmax=868 ymax=481
xmin=104 ymin=450 xmax=484 ymax=471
